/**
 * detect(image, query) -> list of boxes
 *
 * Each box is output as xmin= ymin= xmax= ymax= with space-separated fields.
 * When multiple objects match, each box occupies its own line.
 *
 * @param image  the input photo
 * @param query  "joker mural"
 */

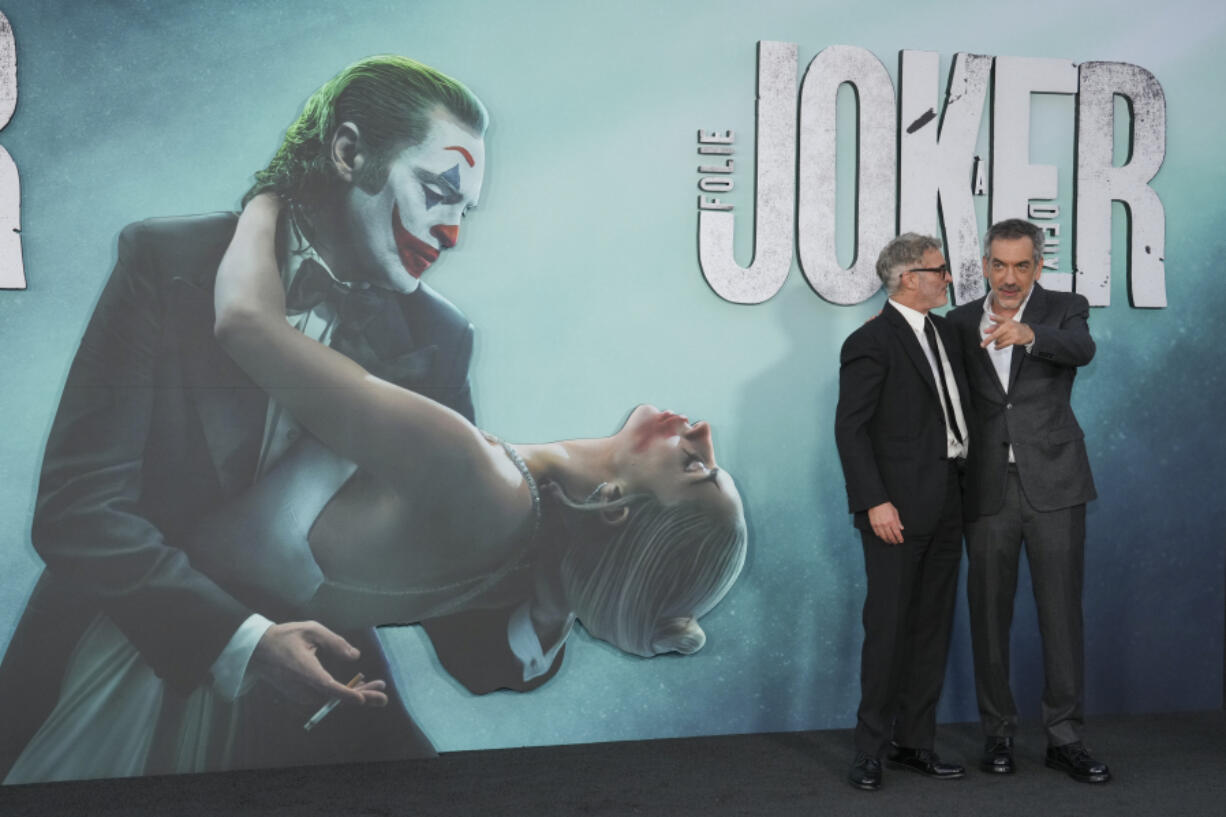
xmin=0 ymin=55 xmax=747 ymax=783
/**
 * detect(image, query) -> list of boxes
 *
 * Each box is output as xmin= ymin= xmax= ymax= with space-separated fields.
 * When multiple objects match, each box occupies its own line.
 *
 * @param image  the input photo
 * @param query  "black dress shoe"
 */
xmin=1045 ymin=742 xmax=1111 ymax=784
xmin=848 ymin=752 xmax=882 ymax=790
xmin=980 ymin=736 xmax=1015 ymax=774
xmin=886 ymin=745 xmax=965 ymax=779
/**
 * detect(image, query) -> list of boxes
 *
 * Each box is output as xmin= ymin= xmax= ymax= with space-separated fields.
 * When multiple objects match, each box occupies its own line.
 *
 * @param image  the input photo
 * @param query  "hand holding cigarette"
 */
xmin=305 ymin=673 xmax=366 ymax=731
xmin=251 ymin=620 xmax=389 ymax=710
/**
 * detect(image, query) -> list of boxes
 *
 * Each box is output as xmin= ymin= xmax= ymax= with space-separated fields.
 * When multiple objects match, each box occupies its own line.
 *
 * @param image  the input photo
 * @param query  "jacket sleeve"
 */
xmin=834 ymin=328 xmax=889 ymax=514
xmin=31 ymin=221 xmax=251 ymax=691
xmin=1029 ymin=293 xmax=1095 ymax=368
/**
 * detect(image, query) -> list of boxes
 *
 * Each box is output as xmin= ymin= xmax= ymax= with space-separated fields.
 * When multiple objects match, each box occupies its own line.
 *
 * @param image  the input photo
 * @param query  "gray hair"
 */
xmin=876 ymin=233 xmax=942 ymax=295
xmin=983 ymin=218 xmax=1045 ymax=263
xmin=552 ymin=490 xmax=748 ymax=658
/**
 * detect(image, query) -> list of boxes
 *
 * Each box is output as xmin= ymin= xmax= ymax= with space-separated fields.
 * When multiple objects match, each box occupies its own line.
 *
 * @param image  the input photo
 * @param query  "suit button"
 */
xmin=1006 ymin=403 xmax=1012 ymax=409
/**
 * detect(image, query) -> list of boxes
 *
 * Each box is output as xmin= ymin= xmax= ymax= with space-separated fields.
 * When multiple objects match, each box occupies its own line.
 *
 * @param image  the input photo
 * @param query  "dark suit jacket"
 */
xmin=0 ymin=213 xmax=555 ymax=775
xmin=948 ymin=283 xmax=1096 ymax=516
xmin=835 ymin=301 xmax=970 ymax=537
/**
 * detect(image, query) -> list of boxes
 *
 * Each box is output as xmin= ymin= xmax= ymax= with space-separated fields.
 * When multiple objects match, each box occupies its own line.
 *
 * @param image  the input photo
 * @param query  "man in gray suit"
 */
xmin=948 ymin=218 xmax=1109 ymax=784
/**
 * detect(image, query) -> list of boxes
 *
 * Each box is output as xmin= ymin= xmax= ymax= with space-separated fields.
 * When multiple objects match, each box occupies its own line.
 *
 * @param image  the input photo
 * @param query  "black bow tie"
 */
xmin=285 ymin=258 xmax=379 ymax=316
xmin=286 ymin=257 xmax=435 ymax=384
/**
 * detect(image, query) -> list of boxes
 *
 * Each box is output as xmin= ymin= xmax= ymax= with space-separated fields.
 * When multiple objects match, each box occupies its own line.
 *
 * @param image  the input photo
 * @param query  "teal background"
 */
xmin=0 ymin=0 xmax=1221 ymax=757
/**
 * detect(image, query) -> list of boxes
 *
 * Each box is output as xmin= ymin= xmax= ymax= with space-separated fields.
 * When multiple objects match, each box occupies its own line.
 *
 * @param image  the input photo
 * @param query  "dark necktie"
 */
xmin=923 ymin=317 xmax=964 ymax=444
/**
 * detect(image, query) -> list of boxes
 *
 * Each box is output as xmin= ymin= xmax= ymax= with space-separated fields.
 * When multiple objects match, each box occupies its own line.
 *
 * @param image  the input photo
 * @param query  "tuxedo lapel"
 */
xmin=961 ymin=295 xmax=1008 ymax=400
xmin=1008 ymin=283 xmax=1049 ymax=392
xmin=356 ymin=294 xmax=437 ymax=387
xmin=884 ymin=302 xmax=940 ymax=400
xmin=1007 ymin=346 xmax=1024 ymax=393
xmin=974 ymin=344 xmax=1007 ymax=400
xmin=367 ymin=293 xmax=417 ymax=356
xmin=171 ymin=276 xmax=267 ymax=495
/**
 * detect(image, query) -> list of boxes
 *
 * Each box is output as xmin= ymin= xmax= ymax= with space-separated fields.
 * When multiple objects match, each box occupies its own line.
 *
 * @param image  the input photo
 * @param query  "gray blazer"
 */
xmin=948 ymin=283 xmax=1097 ymax=517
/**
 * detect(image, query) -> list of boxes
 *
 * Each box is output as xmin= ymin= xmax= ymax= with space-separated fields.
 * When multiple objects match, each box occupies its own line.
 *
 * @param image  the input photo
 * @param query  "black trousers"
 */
xmin=965 ymin=466 xmax=1085 ymax=747
xmin=854 ymin=462 xmax=963 ymax=757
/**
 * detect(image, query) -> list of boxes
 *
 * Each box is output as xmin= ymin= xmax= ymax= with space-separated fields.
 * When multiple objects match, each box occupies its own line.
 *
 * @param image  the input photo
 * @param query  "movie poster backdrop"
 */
xmin=0 ymin=0 xmax=1221 ymax=783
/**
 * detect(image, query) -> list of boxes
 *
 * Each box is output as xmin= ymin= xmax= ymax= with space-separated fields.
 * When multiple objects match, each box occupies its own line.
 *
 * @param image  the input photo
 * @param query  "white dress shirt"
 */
xmin=888 ymin=299 xmax=968 ymax=460
xmin=508 ymin=605 xmax=575 ymax=683
xmin=978 ymin=287 xmax=1035 ymax=463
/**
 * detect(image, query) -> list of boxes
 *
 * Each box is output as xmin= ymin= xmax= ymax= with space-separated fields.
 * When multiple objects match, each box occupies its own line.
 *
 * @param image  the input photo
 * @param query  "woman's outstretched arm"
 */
xmin=213 ymin=195 xmax=483 ymax=500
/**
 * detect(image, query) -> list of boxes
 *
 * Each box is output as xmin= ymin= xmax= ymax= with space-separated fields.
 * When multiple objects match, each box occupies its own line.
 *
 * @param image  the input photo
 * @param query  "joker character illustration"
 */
xmin=11 ymin=194 xmax=748 ymax=782
xmin=0 ymin=56 xmax=513 ymax=780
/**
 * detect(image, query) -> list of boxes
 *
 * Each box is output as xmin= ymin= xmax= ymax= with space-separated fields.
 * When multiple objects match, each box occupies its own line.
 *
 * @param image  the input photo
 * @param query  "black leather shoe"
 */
xmin=886 ymin=744 xmax=965 ymax=779
xmin=980 ymin=736 xmax=1015 ymax=774
xmin=1045 ymin=742 xmax=1111 ymax=784
xmin=848 ymin=752 xmax=882 ymax=790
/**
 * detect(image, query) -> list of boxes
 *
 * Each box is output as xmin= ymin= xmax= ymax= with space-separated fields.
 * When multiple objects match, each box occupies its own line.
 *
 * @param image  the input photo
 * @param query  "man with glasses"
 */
xmin=835 ymin=233 xmax=970 ymax=791
xmin=949 ymin=218 xmax=1108 ymax=783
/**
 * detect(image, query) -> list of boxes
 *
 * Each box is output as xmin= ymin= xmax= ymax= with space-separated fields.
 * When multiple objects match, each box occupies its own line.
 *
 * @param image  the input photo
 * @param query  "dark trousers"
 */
xmin=854 ymin=462 xmax=963 ymax=757
xmin=965 ymin=466 xmax=1085 ymax=747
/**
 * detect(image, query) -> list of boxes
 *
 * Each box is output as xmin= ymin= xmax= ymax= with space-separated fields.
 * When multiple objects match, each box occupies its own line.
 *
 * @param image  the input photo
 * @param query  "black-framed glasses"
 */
xmin=907 ymin=264 xmax=949 ymax=275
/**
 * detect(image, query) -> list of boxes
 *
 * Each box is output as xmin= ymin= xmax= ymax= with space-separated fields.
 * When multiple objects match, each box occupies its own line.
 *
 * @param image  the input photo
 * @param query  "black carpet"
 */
xmin=2 ymin=710 xmax=1222 ymax=816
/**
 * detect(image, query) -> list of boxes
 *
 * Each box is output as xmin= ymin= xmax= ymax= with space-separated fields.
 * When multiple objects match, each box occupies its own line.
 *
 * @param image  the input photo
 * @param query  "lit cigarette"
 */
xmin=303 ymin=672 xmax=365 ymax=732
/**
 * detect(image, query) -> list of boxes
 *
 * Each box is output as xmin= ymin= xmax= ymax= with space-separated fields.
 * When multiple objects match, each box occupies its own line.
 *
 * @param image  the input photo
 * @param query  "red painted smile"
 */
xmin=392 ymin=204 xmax=440 ymax=278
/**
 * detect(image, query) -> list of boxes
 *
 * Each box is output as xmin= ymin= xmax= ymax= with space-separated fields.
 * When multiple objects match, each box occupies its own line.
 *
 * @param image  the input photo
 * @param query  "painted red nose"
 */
xmin=431 ymin=224 xmax=459 ymax=249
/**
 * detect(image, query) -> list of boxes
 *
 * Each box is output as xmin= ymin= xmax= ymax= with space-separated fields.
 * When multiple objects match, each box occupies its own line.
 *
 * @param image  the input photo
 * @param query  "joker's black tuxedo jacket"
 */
xmin=835 ymin=301 xmax=971 ymax=536
xmin=947 ymin=284 xmax=1096 ymax=516
xmin=0 ymin=213 xmax=557 ymax=774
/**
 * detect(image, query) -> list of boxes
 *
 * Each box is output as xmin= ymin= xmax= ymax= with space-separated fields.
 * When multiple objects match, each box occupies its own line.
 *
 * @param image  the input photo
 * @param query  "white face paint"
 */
xmin=341 ymin=111 xmax=485 ymax=292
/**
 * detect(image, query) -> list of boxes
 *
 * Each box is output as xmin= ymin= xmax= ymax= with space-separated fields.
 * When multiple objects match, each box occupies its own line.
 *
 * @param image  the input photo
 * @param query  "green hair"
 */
xmin=244 ymin=55 xmax=487 ymax=206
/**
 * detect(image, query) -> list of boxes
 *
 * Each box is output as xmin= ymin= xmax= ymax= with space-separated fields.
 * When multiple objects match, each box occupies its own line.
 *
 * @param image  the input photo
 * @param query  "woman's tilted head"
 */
xmin=549 ymin=405 xmax=747 ymax=657
xmin=609 ymin=404 xmax=735 ymax=511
